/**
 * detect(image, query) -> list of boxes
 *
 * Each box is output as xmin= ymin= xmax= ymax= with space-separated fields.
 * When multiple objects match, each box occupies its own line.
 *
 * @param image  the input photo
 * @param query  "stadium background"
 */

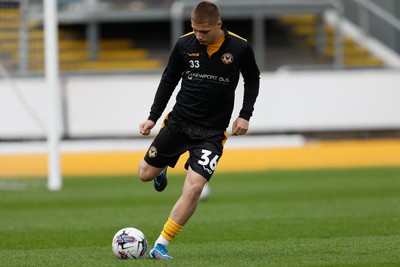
xmin=1 ymin=1 xmax=400 ymax=266
xmin=1 ymin=0 xmax=400 ymax=178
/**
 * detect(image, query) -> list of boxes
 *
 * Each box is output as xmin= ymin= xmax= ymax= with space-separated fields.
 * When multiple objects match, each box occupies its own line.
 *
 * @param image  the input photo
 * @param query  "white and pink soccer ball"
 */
xmin=112 ymin=227 xmax=147 ymax=259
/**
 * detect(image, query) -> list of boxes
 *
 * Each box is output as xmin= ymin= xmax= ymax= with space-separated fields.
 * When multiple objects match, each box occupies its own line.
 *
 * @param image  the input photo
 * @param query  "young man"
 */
xmin=138 ymin=1 xmax=260 ymax=260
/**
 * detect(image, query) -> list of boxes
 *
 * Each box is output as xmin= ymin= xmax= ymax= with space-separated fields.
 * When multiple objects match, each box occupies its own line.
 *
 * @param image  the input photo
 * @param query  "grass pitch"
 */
xmin=1 ymin=167 xmax=400 ymax=266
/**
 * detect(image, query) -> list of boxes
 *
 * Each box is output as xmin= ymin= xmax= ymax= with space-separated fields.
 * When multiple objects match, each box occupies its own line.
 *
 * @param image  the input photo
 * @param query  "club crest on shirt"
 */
xmin=148 ymin=146 xmax=157 ymax=158
xmin=221 ymin=53 xmax=234 ymax=64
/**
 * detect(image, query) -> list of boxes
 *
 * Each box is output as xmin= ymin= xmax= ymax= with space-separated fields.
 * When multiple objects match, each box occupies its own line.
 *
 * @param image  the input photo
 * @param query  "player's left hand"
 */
xmin=231 ymin=117 xmax=249 ymax=136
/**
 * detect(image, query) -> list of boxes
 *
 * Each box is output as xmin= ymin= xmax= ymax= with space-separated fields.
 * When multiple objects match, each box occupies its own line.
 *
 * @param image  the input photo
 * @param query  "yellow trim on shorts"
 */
xmin=222 ymin=131 xmax=228 ymax=147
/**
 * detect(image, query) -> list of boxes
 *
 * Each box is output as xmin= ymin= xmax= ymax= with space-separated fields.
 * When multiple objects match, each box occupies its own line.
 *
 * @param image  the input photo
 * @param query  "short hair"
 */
xmin=191 ymin=1 xmax=221 ymax=26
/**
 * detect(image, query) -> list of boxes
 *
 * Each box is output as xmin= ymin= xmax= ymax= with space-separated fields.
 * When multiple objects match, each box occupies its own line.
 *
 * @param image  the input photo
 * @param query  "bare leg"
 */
xmin=169 ymin=166 xmax=207 ymax=226
xmin=149 ymin=166 xmax=207 ymax=260
xmin=138 ymin=159 xmax=164 ymax=182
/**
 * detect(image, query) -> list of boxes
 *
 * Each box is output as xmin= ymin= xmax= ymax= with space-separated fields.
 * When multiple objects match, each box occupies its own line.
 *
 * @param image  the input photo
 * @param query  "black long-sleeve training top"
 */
xmin=148 ymin=25 xmax=260 ymax=131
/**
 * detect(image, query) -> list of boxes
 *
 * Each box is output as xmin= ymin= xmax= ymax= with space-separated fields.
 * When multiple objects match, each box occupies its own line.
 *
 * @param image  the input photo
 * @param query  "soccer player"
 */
xmin=138 ymin=1 xmax=260 ymax=260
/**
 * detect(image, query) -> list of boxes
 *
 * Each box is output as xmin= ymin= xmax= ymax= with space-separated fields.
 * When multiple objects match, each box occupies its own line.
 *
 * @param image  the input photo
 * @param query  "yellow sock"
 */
xmin=160 ymin=217 xmax=183 ymax=242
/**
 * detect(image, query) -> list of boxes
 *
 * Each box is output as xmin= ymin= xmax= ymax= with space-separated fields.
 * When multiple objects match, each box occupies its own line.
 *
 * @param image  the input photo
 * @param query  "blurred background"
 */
xmin=1 ymin=0 xmax=400 ymax=181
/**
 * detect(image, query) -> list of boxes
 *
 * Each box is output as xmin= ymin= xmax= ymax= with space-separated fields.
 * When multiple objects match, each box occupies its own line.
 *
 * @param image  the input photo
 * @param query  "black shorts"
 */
xmin=144 ymin=114 xmax=228 ymax=181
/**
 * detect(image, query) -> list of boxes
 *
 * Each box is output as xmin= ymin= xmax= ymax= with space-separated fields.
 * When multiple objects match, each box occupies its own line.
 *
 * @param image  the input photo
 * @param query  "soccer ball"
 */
xmin=112 ymin=227 xmax=148 ymax=259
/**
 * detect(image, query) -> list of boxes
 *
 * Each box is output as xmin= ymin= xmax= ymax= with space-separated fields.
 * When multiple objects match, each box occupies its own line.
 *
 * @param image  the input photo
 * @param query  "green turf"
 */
xmin=1 ymin=167 xmax=400 ymax=266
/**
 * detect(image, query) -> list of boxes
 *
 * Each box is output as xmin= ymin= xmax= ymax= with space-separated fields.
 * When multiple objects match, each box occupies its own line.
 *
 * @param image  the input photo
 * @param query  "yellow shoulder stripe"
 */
xmin=180 ymin=31 xmax=195 ymax=38
xmin=228 ymin=31 xmax=247 ymax=42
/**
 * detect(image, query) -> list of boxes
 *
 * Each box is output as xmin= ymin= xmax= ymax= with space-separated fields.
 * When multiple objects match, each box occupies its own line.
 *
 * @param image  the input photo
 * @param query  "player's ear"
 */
xmin=217 ymin=20 xmax=222 ymax=28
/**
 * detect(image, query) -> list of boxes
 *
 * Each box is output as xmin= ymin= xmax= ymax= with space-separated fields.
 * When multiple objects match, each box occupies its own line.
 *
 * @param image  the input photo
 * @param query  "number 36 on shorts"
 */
xmin=197 ymin=149 xmax=220 ymax=171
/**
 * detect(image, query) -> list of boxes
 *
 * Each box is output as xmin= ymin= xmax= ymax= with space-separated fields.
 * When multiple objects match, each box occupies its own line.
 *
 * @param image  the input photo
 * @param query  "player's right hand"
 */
xmin=139 ymin=120 xmax=155 ymax=136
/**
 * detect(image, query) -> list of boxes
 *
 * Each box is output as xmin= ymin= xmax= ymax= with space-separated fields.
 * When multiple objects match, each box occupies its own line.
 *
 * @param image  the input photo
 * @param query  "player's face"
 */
xmin=191 ymin=20 xmax=222 ymax=45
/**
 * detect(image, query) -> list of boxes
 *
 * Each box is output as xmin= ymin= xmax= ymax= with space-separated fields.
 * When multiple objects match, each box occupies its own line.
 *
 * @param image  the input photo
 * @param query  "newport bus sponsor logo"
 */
xmin=185 ymin=71 xmax=230 ymax=84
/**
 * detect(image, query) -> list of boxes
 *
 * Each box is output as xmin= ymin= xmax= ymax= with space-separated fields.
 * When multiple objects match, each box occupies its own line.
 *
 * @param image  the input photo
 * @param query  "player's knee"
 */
xmin=138 ymin=169 xmax=148 ymax=182
xmin=138 ymin=162 xmax=152 ymax=182
xmin=195 ymin=183 xmax=205 ymax=195
xmin=138 ymin=169 xmax=153 ymax=182
xmin=187 ymin=182 xmax=204 ymax=199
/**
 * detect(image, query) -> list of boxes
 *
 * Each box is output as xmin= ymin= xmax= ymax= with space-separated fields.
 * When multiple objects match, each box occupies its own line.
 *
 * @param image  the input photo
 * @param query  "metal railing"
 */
xmin=351 ymin=0 xmax=400 ymax=53
xmin=2 ymin=0 xmax=347 ymax=75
